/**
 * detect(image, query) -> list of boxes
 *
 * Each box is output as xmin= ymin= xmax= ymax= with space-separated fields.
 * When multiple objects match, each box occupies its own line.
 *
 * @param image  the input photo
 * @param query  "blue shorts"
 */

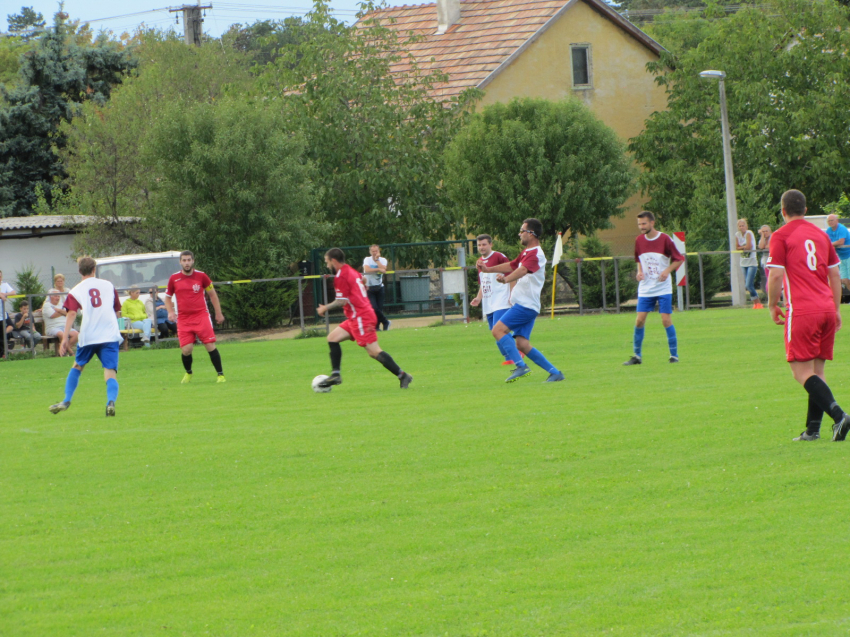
xmin=75 ymin=341 xmax=120 ymax=371
xmin=496 ymin=304 xmax=538 ymax=340
xmin=486 ymin=307 xmax=510 ymax=330
xmin=637 ymin=294 xmax=673 ymax=314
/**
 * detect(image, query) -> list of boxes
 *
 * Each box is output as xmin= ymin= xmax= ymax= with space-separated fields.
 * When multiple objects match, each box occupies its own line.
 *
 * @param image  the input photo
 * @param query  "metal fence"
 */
xmin=0 ymin=249 xmax=772 ymax=361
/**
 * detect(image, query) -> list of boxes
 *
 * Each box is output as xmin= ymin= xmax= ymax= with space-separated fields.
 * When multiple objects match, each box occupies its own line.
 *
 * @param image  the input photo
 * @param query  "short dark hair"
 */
xmin=180 ymin=250 xmax=194 ymax=259
xmin=476 ymin=234 xmax=493 ymax=243
xmin=326 ymin=248 xmax=345 ymax=262
xmin=19 ymin=300 xmax=28 ymax=308
xmin=78 ymin=256 xmax=96 ymax=276
xmin=523 ymin=218 xmax=543 ymax=238
xmin=781 ymin=189 xmax=807 ymax=217
xmin=637 ymin=211 xmax=656 ymax=222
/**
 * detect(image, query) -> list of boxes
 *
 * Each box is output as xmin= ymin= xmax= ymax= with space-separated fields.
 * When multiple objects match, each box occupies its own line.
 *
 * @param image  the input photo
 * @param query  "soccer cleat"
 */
xmin=506 ymin=365 xmax=532 ymax=383
xmin=545 ymin=371 xmax=565 ymax=383
xmin=502 ymin=360 xmax=515 ymax=366
xmin=106 ymin=401 xmax=116 ymax=417
xmin=832 ymin=413 xmax=850 ymax=441
xmin=399 ymin=372 xmax=413 ymax=389
xmin=752 ymin=302 xmax=764 ymax=309
xmin=216 ymin=375 xmax=227 ymax=384
xmin=793 ymin=431 xmax=820 ymax=441
xmin=669 ymin=356 xmax=679 ymax=363
xmin=181 ymin=373 xmax=192 ymax=384
xmin=318 ymin=374 xmax=342 ymax=388
xmin=49 ymin=401 xmax=70 ymax=414
xmin=623 ymin=356 xmax=642 ymax=366
xmin=384 ymin=321 xmax=392 ymax=331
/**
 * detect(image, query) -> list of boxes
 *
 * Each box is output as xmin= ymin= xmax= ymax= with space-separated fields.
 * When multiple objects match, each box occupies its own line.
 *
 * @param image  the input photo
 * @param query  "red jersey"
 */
xmin=334 ymin=264 xmax=376 ymax=323
xmin=165 ymin=269 xmax=214 ymax=317
xmin=767 ymin=218 xmax=839 ymax=316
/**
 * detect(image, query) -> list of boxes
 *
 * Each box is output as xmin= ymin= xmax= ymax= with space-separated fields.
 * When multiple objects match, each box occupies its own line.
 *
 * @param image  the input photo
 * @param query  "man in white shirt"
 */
xmin=470 ymin=234 xmax=516 ymax=365
xmin=362 ymin=244 xmax=391 ymax=331
xmin=42 ymin=289 xmax=79 ymax=349
xmin=49 ymin=256 xmax=123 ymax=417
xmin=0 ymin=269 xmax=15 ymax=317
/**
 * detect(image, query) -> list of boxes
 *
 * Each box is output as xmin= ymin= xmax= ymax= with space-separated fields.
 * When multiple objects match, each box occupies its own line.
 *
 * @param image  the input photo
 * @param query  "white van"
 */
xmin=95 ymin=251 xmax=182 ymax=308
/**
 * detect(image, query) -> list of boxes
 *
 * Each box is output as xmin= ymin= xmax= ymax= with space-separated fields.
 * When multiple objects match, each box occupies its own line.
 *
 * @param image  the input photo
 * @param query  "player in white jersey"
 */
xmin=470 ymin=234 xmax=517 ymax=365
xmin=477 ymin=218 xmax=564 ymax=383
xmin=49 ymin=256 xmax=123 ymax=417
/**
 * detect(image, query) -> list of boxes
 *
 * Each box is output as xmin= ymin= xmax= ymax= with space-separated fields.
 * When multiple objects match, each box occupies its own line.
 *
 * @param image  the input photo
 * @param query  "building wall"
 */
xmin=480 ymin=0 xmax=667 ymax=254
xmin=0 ymin=234 xmax=81 ymax=294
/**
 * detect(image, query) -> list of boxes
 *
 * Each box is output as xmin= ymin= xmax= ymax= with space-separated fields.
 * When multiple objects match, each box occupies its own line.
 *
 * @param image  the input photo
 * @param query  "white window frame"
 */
xmin=570 ymin=43 xmax=593 ymax=90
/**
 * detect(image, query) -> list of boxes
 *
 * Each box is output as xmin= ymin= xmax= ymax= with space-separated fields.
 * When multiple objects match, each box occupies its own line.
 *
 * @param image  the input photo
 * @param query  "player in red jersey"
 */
xmin=316 ymin=248 xmax=412 ymax=389
xmin=767 ymin=189 xmax=850 ymax=441
xmin=164 ymin=250 xmax=226 ymax=384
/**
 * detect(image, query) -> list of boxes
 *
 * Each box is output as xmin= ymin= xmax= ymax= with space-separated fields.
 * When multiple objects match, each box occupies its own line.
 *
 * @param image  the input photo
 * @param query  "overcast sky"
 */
xmin=6 ymin=0 xmax=386 ymax=38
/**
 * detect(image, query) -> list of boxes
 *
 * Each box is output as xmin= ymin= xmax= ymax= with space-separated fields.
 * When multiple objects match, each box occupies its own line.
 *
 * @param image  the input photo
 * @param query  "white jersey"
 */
xmin=363 ymin=256 xmax=387 ymax=287
xmin=509 ymin=246 xmax=547 ymax=313
xmin=478 ymin=251 xmax=512 ymax=315
xmin=65 ymin=277 xmax=122 ymax=347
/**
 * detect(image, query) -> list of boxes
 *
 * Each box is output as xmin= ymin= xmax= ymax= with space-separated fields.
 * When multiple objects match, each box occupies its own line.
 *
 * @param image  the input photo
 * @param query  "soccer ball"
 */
xmin=312 ymin=375 xmax=332 ymax=393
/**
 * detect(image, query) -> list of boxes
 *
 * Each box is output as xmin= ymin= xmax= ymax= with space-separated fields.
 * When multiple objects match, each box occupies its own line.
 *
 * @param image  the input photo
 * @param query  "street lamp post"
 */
xmin=699 ymin=69 xmax=746 ymax=307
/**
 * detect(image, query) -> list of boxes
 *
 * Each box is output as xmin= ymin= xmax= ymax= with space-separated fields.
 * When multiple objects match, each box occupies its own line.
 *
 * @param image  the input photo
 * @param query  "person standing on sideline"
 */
xmin=164 ymin=251 xmax=226 ymax=384
xmin=0 ymin=270 xmax=16 ymax=315
xmin=316 ymin=248 xmax=412 ymax=389
xmin=623 ymin=211 xmax=685 ymax=365
xmin=362 ymin=245 xmax=391 ymax=331
xmin=477 ymin=218 xmax=564 ymax=383
xmin=758 ymin=225 xmax=773 ymax=296
xmin=470 ymin=234 xmax=516 ymax=366
xmin=49 ymin=256 xmax=123 ymax=417
xmin=825 ymin=214 xmax=850 ymax=295
xmin=737 ymin=219 xmax=762 ymax=308
xmin=767 ymin=189 xmax=850 ymax=441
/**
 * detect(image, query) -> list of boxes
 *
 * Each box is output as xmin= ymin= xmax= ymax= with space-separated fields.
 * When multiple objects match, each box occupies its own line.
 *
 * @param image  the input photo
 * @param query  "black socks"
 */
xmin=208 ymin=348 xmax=223 ymax=375
xmin=804 ymin=375 xmax=844 ymax=424
xmin=376 ymin=351 xmax=402 ymax=377
xmin=806 ymin=395 xmax=824 ymax=434
xmin=329 ymin=342 xmax=342 ymax=373
xmin=182 ymin=353 xmax=193 ymax=373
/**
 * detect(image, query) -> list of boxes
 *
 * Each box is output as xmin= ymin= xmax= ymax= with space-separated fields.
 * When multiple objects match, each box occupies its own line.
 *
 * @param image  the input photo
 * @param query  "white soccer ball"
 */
xmin=312 ymin=375 xmax=332 ymax=393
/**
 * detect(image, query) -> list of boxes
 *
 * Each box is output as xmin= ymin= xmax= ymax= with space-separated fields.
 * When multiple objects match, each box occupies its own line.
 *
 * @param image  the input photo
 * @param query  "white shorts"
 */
xmin=46 ymin=326 xmax=77 ymax=338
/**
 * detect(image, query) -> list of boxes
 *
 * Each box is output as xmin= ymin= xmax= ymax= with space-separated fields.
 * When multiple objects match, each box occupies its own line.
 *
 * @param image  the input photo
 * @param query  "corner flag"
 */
xmin=550 ymin=232 xmax=563 ymax=319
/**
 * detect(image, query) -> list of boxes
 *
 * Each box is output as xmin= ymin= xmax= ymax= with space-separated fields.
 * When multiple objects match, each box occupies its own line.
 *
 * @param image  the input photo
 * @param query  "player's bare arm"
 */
xmin=164 ymin=296 xmax=176 ymax=323
xmin=470 ymin=288 xmax=482 ymax=307
xmin=317 ymin=298 xmax=347 ymax=317
xmin=828 ymin=266 xmax=843 ymax=332
xmin=657 ymin=261 xmax=682 ymax=283
xmin=497 ymin=264 xmax=528 ymax=284
xmin=479 ymin=262 xmax=513 ymax=275
xmin=767 ymin=266 xmax=785 ymax=325
xmin=206 ymin=287 xmax=225 ymax=324
xmin=59 ymin=310 xmax=77 ymax=356
xmin=636 ymin=263 xmax=645 ymax=281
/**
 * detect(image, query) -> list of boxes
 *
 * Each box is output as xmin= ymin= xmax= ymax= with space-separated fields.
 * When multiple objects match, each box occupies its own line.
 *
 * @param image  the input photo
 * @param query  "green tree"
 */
xmin=142 ymin=98 xmax=326 ymax=328
xmin=260 ymin=0 xmax=480 ymax=249
xmin=223 ymin=17 xmax=310 ymax=69
xmin=444 ymin=97 xmax=635 ymax=244
xmin=630 ymin=0 xmax=850 ymax=250
xmin=0 ymin=15 xmax=137 ymax=216
xmin=562 ymin=236 xmax=638 ymax=309
xmin=7 ymin=6 xmax=45 ymax=38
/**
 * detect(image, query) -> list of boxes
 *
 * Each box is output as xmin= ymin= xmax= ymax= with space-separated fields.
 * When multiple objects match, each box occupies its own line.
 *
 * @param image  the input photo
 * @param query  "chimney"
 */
xmin=436 ymin=0 xmax=460 ymax=34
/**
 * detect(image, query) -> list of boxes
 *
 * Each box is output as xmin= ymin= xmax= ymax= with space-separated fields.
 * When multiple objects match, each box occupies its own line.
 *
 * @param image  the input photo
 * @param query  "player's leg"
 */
xmin=488 ymin=308 xmax=515 ymax=364
xmin=516 ymin=327 xmax=564 ymax=382
xmin=624 ymin=305 xmax=650 ymax=365
xmin=180 ymin=340 xmax=195 ymax=383
xmin=320 ymin=325 xmax=353 ymax=387
xmin=364 ymin=341 xmax=413 ymax=388
xmin=96 ymin=342 xmax=120 ymax=416
xmin=658 ymin=294 xmax=678 ymax=362
xmin=202 ymin=341 xmax=225 ymax=382
xmin=493 ymin=306 xmax=537 ymax=382
xmin=49 ymin=346 xmax=93 ymax=413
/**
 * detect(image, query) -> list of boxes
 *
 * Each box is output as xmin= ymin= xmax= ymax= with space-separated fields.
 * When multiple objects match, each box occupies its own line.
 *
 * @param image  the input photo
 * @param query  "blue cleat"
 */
xmin=545 ymin=371 xmax=565 ymax=383
xmin=505 ymin=365 xmax=532 ymax=383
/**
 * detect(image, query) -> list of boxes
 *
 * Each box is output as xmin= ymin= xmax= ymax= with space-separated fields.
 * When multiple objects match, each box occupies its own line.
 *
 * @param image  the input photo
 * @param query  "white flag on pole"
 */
xmin=551 ymin=232 xmax=563 ymax=268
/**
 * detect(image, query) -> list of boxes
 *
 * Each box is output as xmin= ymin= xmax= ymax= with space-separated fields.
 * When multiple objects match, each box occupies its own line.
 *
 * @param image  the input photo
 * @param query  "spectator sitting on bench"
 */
xmin=121 ymin=285 xmax=152 ymax=347
xmin=43 ymin=289 xmax=78 ymax=354
xmin=146 ymin=287 xmax=176 ymax=339
xmin=12 ymin=300 xmax=42 ymax=348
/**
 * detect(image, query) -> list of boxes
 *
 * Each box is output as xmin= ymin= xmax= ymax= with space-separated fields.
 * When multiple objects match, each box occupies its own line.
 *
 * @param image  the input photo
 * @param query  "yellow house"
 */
xmin=369 ymin=0 xmax=668 ymax=253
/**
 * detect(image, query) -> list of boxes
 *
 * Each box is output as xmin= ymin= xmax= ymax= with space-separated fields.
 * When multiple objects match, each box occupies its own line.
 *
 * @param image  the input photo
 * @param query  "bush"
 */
xmin=217 ymin=273 xmax=299 ymax=330
xmin=686 ymin=252 xmax=730 ymax=305
xmin=561 ymin=236 xmax=637 ymax=309
xmin=12 ymin=264 xmax=46 ymax=312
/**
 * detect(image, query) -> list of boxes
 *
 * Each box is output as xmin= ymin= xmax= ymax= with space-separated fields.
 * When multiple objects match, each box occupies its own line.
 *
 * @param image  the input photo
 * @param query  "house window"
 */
xmin=571 ymin=44 xmax=592 ymax=88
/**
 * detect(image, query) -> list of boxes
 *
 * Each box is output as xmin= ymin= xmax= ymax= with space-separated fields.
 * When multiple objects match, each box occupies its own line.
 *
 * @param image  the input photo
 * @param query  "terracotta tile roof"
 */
xmin=363 ymin=0 xmax=663 ymax=102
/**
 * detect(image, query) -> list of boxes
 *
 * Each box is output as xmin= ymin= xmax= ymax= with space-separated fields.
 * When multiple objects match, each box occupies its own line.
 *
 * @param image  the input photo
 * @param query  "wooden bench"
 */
xmin=120 ymin=328 xmax=145 ymax=351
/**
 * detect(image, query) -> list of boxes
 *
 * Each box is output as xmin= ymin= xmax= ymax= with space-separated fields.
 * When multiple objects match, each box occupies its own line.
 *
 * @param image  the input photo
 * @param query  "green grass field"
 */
xmin=3 ymin=308 xmax=850 ymax=636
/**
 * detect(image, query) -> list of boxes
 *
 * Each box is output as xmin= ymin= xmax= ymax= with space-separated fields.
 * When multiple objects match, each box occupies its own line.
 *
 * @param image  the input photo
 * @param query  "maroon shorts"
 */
xmin=786 ymin=311 xmax=836 ymax=362
xmin=340 ymin=317 xmax=378 ymax=347
xmin=177 ymin=314 xmax=216 ymax=348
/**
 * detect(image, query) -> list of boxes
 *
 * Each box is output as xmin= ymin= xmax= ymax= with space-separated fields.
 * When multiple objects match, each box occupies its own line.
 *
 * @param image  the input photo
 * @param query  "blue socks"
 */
xmin=64 ymin=367 xmax=82 ymax=403
xmin=666 ymin=325 xmax=678 ymax=358
xmin=633 ymin=327 xmax=645 ymax=358
xmin=106 ymin=378 xmax=119 ymax=403
xmin=497 ymin=335 xmax=525 ymax=368
xmin=526 ymin=348 xmax=558 ymax=374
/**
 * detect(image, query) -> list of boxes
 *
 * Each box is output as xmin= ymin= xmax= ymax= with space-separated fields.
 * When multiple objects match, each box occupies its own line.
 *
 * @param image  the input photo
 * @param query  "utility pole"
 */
xmin=169 ymin=2 xmax=211 ymax=47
